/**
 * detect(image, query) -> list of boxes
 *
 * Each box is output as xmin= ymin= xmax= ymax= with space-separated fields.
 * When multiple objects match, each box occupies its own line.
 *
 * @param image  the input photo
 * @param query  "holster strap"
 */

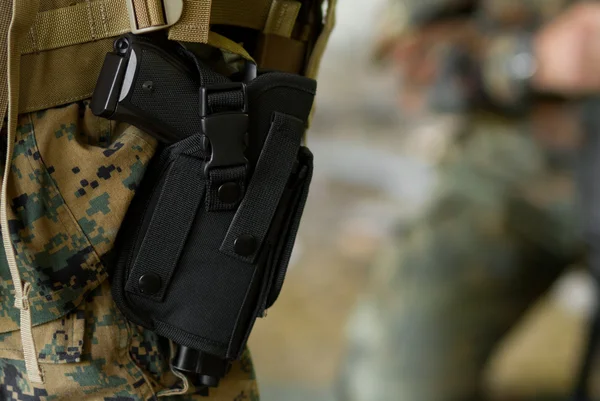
xmin=256 ymin=34 xmax=306 ymax=74
xmin=255 ymin=0 xmax=305 ymax=74
xmin=125 ymin=138 xmax=206 ymax=301
xmin=220 ymin=112 xmax=303 ymax=263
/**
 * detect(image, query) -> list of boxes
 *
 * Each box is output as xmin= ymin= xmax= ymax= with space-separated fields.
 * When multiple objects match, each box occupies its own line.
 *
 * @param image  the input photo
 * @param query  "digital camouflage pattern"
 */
xmin=0 ymin=102 xmax=259 ymax=399
xmin=339 ymin=0 xmax=592 ymax=400
xmin=0 ymin=281 xmax=258 ymax=400
xmin=0 ymin=102 xmax=155 ymax=332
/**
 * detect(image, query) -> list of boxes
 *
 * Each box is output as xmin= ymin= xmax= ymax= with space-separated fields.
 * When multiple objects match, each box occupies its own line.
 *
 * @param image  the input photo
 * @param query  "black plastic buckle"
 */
xmin=200 ymin=83 xmax=249 ymax=175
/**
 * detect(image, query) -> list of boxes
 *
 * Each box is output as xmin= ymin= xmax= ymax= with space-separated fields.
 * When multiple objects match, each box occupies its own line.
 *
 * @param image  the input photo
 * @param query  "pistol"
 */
xmin=91 ymin=34 xmax=203 ymax=143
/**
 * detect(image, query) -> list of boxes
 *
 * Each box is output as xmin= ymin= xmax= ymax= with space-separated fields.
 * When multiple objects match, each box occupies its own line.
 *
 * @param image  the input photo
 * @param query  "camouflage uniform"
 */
xmin=339 ymin=1 xmax=589 ymax=400
xmin=0 ymin=102 xmax=259 ymax=400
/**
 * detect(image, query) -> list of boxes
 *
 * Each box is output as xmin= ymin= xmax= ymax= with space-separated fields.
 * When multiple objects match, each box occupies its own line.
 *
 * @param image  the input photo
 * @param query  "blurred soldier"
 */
xmin=338 ymin=1 xmax=600 ymax=400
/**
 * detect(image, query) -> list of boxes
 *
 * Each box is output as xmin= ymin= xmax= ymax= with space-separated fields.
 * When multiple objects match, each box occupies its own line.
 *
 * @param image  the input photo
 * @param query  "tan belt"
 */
xmin=10 ymin=0 xmax=335 ymax=114
xmin=0 ymin=0 xmax=10 ymax=126
xmin=21 ymin=0 xmax=276 ymax=55
xmin=15 ymin=0 xmax=268 ymax=113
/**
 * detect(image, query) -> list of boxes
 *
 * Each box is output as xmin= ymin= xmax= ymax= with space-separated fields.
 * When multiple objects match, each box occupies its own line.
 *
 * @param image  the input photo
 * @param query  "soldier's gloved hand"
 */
xmin=533 ymin=2 xmax=600 ymax=96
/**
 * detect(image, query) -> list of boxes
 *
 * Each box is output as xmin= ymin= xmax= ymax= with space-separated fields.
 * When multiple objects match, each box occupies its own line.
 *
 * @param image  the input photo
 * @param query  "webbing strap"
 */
xmin=305 ymin=0 xmax=336 ymax=79
xmin=256 ymin=33 xmax=305 ymax=73
xmin=220 ymin=112 xmax=303 ymax=264
xmin=21 ymin=0 xmax=131 ymax=54
xmin=21 ymin=0 xmax=273 ymax=55
xmin=263 ymin=0 xmax=301 ymax=37
xmin=0 ymin=0 xmax=11 ymax=126
xmin=133 ymin=0 xmax=166 ymax=28
xmin=206 ymin=31 xmax=253 ymax=61
xmin=206 ymin=166 xmax=246 ymax=212
xmin=209 ymin=0 xmax=272 ymax=30
xmin=2 ymin=0 xmax=44 ymax=383
xmin=125 ymin=137 xmax=206 ymax=302
xmin=255 ymin=0 xmax=304 ymax=73
xmin=168 ymin=0 xmax=210 ymax=44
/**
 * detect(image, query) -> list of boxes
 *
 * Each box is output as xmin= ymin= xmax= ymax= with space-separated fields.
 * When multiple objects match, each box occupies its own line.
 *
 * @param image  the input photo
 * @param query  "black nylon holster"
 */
xmin=95 ymin=34 xmax=317 ymax=386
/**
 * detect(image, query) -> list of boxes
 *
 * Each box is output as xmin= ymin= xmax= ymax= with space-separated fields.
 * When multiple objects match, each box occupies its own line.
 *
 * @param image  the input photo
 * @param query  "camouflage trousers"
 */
xmin=338 ymin=115 xmax=584 ymax=401
xmin=0 ymin=102 xmax=259 ymax=400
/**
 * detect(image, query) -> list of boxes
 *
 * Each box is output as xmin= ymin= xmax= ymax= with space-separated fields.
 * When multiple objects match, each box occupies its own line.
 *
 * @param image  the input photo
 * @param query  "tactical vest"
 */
xmin=0 ymin=0 xmax=335 ymax=390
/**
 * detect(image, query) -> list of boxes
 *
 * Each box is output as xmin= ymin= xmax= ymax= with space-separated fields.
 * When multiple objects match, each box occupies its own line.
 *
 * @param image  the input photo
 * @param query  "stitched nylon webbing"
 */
xmin=20 ymin=0 xmax=273 ymax=55
xmin=220 ymin=112 xmax=303 ymax=263
xmin=263 ymin=0 xmax=300 ymax=37
xmin=0 ymin=0 xmax=10 ymax=126
xmin=3 ymin=0 xmax=43 ymax=383
xmin=167 ymin=0 xmax=211 ymax=44
xmin=21 ymin=0 xmax=131 ymax=53
xmin=306 ymin=0 xmax=336 ymax=80
xmin=133 ymin=0 xmax=165 ymax=28
xmin=125 ymin=151 xmax=206 ymax=301
xmin=209 ymin=0 xmax=272 ymax=30
xmin=206 ymin=166 xmax=246 ymax=212
xmin=189 ymin=54 xmax=249 ymax=214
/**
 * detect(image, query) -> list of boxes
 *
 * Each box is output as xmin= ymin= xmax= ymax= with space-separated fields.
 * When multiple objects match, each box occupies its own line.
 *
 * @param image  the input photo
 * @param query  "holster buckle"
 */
xmin=200 ymin=83 xmax=249 ymax=175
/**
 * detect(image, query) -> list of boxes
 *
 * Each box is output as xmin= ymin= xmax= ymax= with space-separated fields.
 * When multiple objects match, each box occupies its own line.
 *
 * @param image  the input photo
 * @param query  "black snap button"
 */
xmin=234 ymin=234 xmax=257 ymax=256
xmin=139 ymin=273 xmax=162 ymax=295
xmin=218 ymin=182 xmax=241 ymax=204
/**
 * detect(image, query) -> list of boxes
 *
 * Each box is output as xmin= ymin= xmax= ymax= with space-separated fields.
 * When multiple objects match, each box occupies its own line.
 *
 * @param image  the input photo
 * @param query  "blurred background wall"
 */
xmin=248 ymin=2 xmax=438 ymax=400
xmin=248 ymin=1 xmax=598 ymax=400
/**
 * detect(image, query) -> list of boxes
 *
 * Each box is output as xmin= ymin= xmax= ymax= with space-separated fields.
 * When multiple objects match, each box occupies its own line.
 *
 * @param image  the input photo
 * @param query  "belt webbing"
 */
xmin=0 ymin=0 xmax=10 ymax=126
xmin=133 ymin=0 xmax=166 ymax=28
xmin=20 ymin=0 xmax=273 ymax=55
